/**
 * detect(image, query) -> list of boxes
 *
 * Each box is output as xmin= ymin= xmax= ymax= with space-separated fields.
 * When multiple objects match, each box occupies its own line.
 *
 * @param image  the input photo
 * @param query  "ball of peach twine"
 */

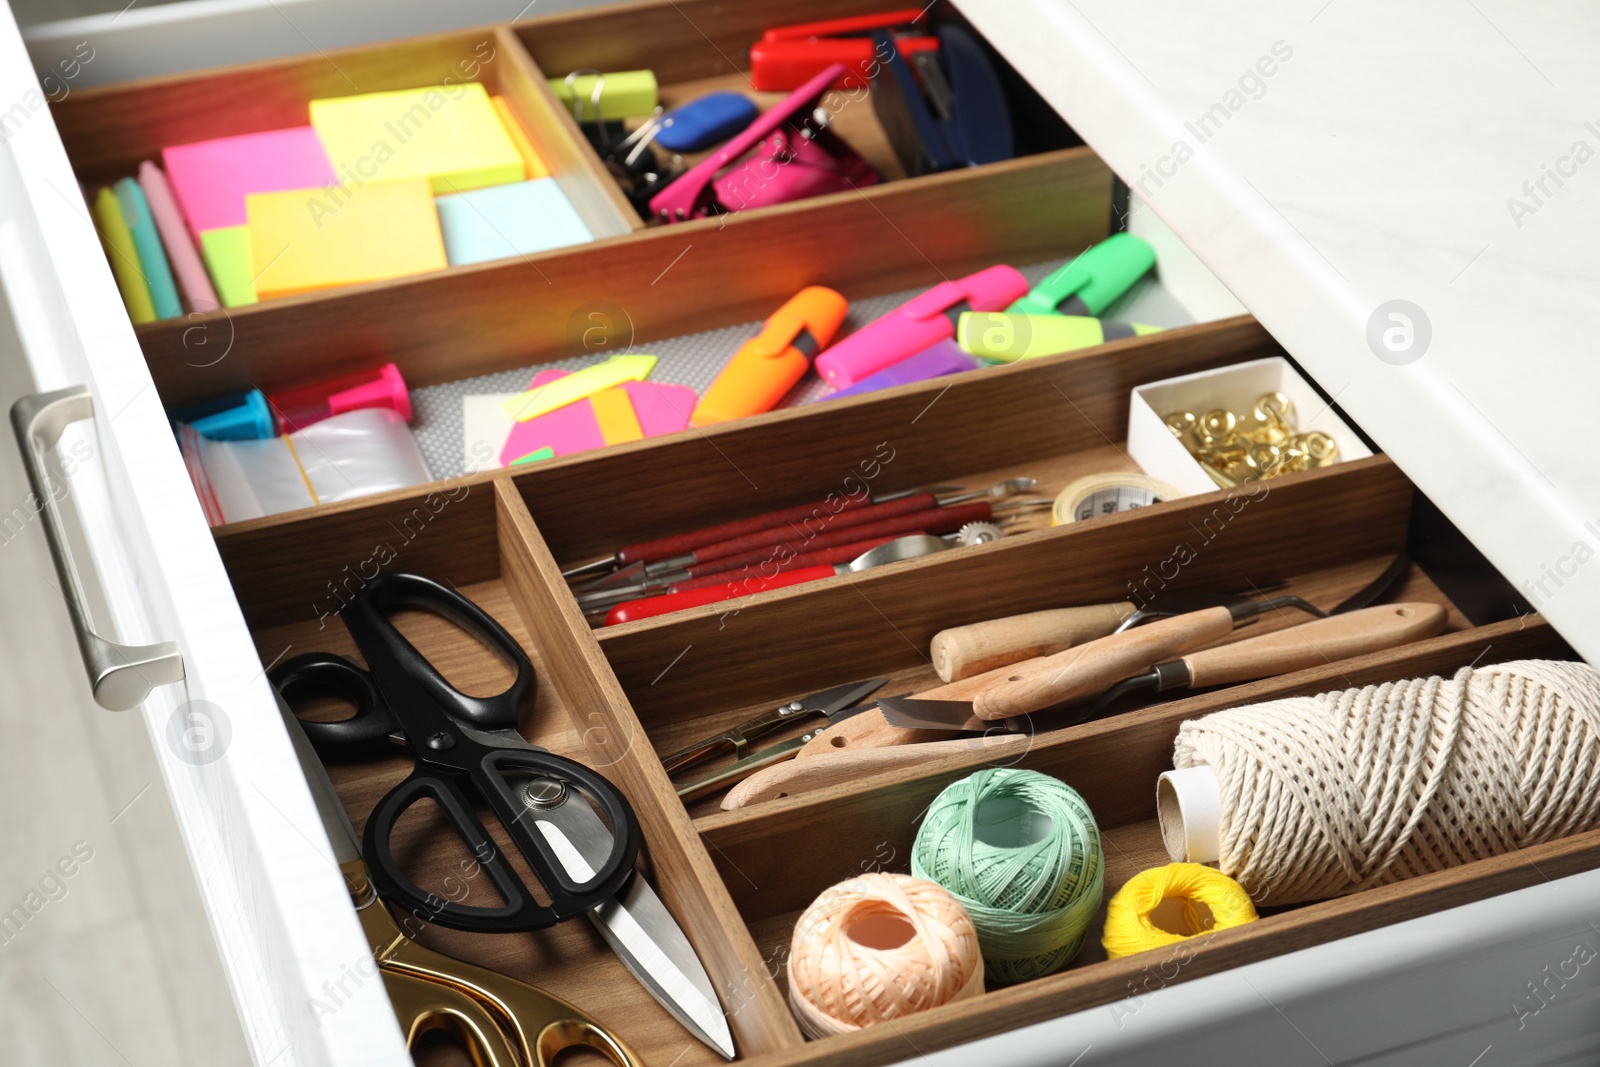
xmin=786 ymin=873 xmax=984 ymax=1038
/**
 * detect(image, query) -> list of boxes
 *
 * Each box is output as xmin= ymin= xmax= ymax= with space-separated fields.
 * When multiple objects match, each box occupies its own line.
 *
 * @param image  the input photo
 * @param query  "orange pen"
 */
xmin=690 ymin=286 xmax=848 ymax=426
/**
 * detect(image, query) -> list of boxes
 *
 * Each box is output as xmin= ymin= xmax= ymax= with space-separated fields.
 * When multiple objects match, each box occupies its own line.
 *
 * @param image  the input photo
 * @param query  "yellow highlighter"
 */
xmin=503 ymin=354 xmax=657 ymax=422
xmin=691 ymin=286 xmax=849 ymax=427
xmin=93 ymin=187 xmax=156 ymax=324
xmin=957 ymin=311 xmax=1163 ymax=363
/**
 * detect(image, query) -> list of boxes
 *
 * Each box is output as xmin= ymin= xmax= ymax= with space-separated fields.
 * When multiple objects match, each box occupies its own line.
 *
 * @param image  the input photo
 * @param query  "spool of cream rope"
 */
xmin=1169 ymin=659 xmax=1600 ymax=904
xmin=1051 ymin=473 xmax=1182 ymax=526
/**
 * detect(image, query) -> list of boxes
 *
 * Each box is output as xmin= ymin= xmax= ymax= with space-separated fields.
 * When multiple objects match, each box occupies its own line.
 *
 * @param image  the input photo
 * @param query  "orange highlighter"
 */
xmin=690 ymin=286 xmax=848 ymax=426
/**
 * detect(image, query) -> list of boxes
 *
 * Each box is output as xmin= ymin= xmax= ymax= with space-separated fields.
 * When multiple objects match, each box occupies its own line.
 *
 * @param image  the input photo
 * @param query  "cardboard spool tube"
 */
xmin=1157 ymin=765 xmax=1222 ymax=865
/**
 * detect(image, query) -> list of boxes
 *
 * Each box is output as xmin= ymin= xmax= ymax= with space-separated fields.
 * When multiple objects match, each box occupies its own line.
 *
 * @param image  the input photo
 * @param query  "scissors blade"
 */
xmin=276 ymin=693 xmax=363 ymax=866
xmin=523 ymin=793 xmax=735 ymax=1059
xmin=804 ymin=676 xmax=891 ymax=719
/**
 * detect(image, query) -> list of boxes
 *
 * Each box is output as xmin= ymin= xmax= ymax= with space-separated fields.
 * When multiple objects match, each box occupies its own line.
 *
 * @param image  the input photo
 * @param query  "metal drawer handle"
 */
xmin=11 ymin=385 xmax=184 ymax=711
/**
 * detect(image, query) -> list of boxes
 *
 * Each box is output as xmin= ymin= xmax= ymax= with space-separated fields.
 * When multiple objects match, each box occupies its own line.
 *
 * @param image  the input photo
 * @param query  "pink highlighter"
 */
xmin=813 ymin=265 xmax=1029 ymax=388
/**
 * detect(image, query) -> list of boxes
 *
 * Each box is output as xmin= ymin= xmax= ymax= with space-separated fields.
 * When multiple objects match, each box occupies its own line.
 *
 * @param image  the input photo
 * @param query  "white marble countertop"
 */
xmin=957 ymin=0 xmax=1600 ymax=662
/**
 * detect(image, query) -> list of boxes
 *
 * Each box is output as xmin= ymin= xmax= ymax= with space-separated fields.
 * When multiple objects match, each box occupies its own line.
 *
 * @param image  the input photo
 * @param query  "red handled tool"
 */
xmin=605 ymin=534 xmax=952 ymax=625
xmin=563 ymin=478 xmax=1033 ymax=584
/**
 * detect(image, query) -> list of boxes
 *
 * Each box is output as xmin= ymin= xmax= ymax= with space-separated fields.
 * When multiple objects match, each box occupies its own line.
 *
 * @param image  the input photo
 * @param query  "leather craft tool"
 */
xmin=880 ymin=592 xmax=1327 ymax=725
xmin=663 ymin=678 xmax=888 ymax=801
xmin=1009 ymin=233 xmax=1156 ymax=316
xmin=278 ymin=698 xmax=645 ymax=1066
xmin=579 ymin=495 xmax=1036 ymax=607
xmin=692 ymin=287 xmax=849 ymax=426
xmin=271 ymin=573 xmax=734 ymax=1057
xmin=750 ymin=10 xmax=939 ymax=91
xmin=814 ymin=265 xmax=1029 ymax=388
xmin=604 ymin=534 xmax=954 ymax=624
xmin=724 ymin=601 xmax=1448 ymax=809
xmin=561 ymin=478 xmax=1028 ymax=581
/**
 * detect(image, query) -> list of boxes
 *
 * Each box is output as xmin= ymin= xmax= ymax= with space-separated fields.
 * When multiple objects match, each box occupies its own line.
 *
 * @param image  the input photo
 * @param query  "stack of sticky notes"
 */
xmin=94 ymin=82 xmax=596 ymax=324
xmin=461 ymin=356 xmax=700 ymax=470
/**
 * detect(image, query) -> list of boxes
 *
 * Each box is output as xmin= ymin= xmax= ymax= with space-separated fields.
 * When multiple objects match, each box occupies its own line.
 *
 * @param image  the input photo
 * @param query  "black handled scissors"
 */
xmin=271 ymin=572 xmax=639 ymax=933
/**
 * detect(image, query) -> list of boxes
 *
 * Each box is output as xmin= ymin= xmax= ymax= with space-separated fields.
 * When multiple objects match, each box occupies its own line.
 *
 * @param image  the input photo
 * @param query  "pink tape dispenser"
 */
xmin=649 ymin=63 xmax=881 ymax=223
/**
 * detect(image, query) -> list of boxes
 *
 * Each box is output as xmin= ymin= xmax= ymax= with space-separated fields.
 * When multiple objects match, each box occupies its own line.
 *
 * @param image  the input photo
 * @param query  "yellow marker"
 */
xmin=591 ymin=387 xmax=643 ymax=444
xmin=310 ymin=83 xmax=525 ymax=194
xmin=247 ymin=179 xmax=447 ymax=299
xmin=491 ymin=96 xmax=550 ymax=179
xmin=503 ymin=355 xmax=658 ymax=422
xmin=93 ymin=188 xmax=156 ymax=323
xmin=198 ymin=226 xmax=259 ymax=307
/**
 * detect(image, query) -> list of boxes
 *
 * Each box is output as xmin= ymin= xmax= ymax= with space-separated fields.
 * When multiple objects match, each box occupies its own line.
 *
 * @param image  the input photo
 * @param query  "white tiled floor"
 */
xmin=0 ymin=280 xmax=249 ymax=1063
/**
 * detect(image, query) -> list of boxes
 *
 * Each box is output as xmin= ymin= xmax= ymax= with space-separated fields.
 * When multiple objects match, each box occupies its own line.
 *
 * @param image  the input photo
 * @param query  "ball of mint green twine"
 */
xmin=911 ymin=768 xmax=1103 ymax=984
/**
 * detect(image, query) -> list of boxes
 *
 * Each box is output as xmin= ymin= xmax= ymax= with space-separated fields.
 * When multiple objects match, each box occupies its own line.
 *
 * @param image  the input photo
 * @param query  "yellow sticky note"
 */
xmin=310 ymin=83 xmax=525 ymax=194
xmin=246 ymin=180 xmax=447 ymax=299
xmin=93 ymin=188 xmax=155 ymax=323
xmin=198 ymin=226 xmax=259 ymax=307
xmin=492 ymin=96 xmax=549 ymax=180
xmin=591 ymin=386 xmax=643 ymax=444
xmin=503 ymin=355 xmax=658 ymax=422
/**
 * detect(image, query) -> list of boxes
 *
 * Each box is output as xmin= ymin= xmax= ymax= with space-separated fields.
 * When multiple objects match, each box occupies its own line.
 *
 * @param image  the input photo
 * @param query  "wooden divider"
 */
xmin=493 ymin=479 xmax=805 ymax=1057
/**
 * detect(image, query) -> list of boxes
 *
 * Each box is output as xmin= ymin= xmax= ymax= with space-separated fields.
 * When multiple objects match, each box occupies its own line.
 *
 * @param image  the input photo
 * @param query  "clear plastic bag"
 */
xmin=179 ymin=408 xmax=431 ymax=525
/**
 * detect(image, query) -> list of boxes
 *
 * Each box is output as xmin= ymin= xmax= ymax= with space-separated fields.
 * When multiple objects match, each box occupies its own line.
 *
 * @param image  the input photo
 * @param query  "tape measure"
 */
xmin=1052 ymin=473 xmax=1182 ymax=526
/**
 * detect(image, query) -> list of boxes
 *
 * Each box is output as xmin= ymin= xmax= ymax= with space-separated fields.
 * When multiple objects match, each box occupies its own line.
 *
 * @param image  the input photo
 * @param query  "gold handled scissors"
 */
xmin=279 ymin=694 xmax=643 ymax=1067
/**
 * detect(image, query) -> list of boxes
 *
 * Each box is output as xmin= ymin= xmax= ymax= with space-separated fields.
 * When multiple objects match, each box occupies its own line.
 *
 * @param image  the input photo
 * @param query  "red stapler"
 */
xmin=750 ymin=9 xmax=940 ymax=92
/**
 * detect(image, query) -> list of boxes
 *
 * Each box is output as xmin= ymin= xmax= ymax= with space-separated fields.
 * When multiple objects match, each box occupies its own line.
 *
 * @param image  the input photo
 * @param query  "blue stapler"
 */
xmin=870 ymin=23 xmax=1013 ymax=176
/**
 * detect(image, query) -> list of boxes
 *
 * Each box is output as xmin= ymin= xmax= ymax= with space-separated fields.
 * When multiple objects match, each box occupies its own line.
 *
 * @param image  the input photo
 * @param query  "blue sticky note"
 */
xmin=435 ymin=178 xmax=592 ymax=266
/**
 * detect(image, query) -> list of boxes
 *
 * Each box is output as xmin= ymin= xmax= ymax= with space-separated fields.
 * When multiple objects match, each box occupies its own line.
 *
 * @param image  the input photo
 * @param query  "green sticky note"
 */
xmin=510 ymin=447 xmax=556 ymax=465
xmin=199 ymin=226 xmax=259 ymax=307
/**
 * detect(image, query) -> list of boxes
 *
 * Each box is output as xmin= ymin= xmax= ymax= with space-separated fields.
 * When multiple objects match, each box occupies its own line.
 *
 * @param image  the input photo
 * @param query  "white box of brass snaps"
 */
xmin=1128 ymin=357 xmax=1372 ymax=496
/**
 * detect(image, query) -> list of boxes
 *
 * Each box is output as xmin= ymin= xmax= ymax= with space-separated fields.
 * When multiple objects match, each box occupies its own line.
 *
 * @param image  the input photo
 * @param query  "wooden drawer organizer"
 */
xmin=48 ymin=0 xmax=1085 ymax=411
xmin=56 ymin=3 xmax=1600 ymax=1064
xmin=210 ymin=316 xmax=1593 ymax=1066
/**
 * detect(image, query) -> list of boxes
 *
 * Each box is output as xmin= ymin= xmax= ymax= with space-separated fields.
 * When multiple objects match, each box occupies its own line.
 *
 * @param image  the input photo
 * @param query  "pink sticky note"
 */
xmin=162 ymin=127 xmax=337 ymax=238
xmin=622 ymin=381 xmax=697 ymax=437
xmin=499 ymin=370 xmax=605 ymax=465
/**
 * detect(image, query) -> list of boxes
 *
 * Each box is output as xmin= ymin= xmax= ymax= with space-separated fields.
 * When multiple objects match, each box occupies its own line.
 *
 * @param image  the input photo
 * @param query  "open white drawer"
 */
xmin=4 ymin=1 xmax=1600 ymax=1065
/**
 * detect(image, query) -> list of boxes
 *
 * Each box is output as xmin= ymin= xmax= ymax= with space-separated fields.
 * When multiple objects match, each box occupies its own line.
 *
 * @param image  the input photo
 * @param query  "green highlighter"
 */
xmin=957 ymin=312 xmax=1163 ymax=363
xmin=1009 ymin=232 xmax=1156 ymax=316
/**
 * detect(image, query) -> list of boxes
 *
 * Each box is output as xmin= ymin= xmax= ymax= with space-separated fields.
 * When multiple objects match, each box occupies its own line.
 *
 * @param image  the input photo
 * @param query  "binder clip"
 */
xmin=750 ymin=9 xmax=940 ymax=92
xmin=649 ymin=63 xmax=880 ymax=223
xmin=870 ymin=23 xmax=1013 ymax=177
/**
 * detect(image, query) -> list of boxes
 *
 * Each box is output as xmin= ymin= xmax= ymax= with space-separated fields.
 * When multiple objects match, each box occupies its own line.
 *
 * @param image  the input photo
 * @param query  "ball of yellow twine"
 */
xmin=1101 ymin=863 xmax=1258 ymax=960
xmin=786 ymin=873 xmax=984 ymax=1038
xmin=911 ymin=768 xmax=1104 ymax=984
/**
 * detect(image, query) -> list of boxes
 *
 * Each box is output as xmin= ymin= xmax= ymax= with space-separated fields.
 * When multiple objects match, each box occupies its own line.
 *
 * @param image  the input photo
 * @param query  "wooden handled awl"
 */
xmin=929 ymin=602 xmax=1134 ymax=682
xmin=972 ymin=606 xmax=1237 ymax=719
